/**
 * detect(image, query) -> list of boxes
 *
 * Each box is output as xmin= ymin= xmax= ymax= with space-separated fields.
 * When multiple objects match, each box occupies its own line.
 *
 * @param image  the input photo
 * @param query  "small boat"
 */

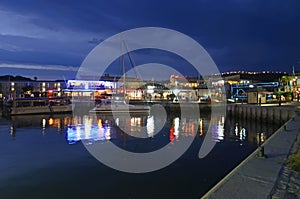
xmin=5 ymin=97 xmax=72 ymax=115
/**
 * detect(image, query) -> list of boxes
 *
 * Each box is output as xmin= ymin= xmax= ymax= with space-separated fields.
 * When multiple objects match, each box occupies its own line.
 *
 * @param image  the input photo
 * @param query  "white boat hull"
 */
xmin=10 ymin=105 xmax=72 ymax=115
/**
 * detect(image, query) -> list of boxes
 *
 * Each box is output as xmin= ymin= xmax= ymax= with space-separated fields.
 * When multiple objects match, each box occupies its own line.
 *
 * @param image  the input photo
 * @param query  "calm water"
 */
xmin=0 ymin=110 xmax=282 ymax=199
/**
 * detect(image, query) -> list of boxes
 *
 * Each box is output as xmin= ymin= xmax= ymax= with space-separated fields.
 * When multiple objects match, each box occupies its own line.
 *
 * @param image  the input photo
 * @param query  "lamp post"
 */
xmin=173 ymin=88 xmax=180 ymax=102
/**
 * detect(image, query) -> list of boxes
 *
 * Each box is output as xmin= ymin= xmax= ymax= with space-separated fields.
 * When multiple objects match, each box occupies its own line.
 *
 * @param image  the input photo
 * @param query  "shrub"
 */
xmin=285 ymin=152 xmax=300 ymax=173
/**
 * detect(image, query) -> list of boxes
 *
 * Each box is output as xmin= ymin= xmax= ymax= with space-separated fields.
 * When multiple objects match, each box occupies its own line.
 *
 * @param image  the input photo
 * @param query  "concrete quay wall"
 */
xmin=227 ymin=104 xmax=299 ymax=123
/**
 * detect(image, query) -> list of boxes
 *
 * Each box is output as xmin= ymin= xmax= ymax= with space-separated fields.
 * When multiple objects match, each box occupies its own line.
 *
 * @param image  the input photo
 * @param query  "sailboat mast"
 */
xmin=121 ymin=39 xmax=126 ymax=99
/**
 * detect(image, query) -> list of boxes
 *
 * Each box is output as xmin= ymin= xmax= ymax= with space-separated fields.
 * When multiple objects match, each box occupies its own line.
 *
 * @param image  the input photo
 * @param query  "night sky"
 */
xmin=0 ymin=0 xmax=300 ymax=80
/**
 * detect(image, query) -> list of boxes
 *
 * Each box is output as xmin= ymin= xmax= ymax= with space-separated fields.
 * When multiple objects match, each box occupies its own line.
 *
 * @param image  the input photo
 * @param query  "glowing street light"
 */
xmin=173 ymin=88 xmax=180 ymax=102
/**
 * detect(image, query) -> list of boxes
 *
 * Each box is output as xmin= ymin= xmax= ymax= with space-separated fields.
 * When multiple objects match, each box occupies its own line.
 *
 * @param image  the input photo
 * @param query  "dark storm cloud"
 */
xmin=0 ymin=0 xmax=299 ymax=77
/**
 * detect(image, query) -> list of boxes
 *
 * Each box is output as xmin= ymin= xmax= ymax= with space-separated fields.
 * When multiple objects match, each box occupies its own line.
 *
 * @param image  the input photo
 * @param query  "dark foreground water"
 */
xmin=0 ymin=111 xmax=282 ymax=199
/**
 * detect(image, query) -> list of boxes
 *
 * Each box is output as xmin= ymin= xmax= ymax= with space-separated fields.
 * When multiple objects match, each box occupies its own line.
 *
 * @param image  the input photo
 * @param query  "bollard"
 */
xmin=256 ymin=146 xmax=267 ymax=158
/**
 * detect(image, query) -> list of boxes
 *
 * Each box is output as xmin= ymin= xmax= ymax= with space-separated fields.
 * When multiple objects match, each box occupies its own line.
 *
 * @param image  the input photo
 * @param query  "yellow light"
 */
xmin=49 ymin=118 xmax=54 ymax=125
xmin=98 ymin=119 xmax=103 ymax=128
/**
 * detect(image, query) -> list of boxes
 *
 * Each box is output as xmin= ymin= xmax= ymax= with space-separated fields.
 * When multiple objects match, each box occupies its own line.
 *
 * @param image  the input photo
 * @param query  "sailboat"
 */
xmin=89 ymin=39 xmax=151 ymax=115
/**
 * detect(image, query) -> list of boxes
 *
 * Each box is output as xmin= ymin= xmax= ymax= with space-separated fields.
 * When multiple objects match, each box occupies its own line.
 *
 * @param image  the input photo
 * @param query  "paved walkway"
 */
xmin=270 ymin=127 xmax=300 ymax=198
xmin=202 ymin=106 xmax=300 ymax=199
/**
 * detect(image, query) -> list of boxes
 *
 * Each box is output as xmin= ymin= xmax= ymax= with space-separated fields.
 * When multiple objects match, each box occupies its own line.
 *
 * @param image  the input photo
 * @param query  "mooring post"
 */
xmin=256 ymin=145 xmax=267 ymax=158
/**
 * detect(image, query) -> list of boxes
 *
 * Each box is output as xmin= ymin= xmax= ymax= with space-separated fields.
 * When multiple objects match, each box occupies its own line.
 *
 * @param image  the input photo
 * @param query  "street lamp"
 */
xmin=173 ymin=88 xmax=180 ymax=102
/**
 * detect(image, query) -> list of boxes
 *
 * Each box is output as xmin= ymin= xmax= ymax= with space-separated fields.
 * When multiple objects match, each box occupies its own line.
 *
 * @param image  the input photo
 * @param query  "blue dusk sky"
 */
xmin=0 ymin=0 xmax=300 ymax=80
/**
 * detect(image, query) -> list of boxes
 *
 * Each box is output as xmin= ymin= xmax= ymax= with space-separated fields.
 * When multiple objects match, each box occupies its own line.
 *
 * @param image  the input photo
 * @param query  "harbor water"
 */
xmin=0 ymin=110 xmax=282 ymax=199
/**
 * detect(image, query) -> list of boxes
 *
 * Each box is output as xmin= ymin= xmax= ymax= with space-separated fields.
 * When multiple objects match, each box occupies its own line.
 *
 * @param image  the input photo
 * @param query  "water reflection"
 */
xmin=211 ymin=116 xmax=225 ymax=142
xmin=10 ymin=123 xmax=16 ymax=139
xmin=256 ymin=132 xmax=266 ymax=145
xmin=147 ymin=116 xmax=154 ymax=138
xmin=7 ymin=113 xmax=282 ymax=147
xmin=66 ymin=117 xmax=112 ymax=145
xmin=0 ymin=112 xmax=285 ymax=199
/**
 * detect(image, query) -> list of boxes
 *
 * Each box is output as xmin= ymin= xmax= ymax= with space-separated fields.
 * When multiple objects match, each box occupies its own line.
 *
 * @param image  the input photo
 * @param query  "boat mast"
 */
xmin=121 ymin=38 xmax=126 ymax=99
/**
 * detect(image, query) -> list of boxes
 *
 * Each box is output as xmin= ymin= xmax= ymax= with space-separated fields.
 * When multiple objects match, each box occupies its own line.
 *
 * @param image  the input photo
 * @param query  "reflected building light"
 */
xmin=10 ymin=124 xmax=16 ymax=138
xmin=131 ymin=118 xmax=135 ymax=127
xmin=42 ymin=118 xmax=46 ymax=135
xmin=76 ymin=126 xmax=81 ymax=140
xmin=147 ymin=115 xmax=155 ymax=138
xmin=97 ymin=123 xmax=105 ymax=141
xmin=212 ymin=116 xmax=225 ymax=142
xmin=137 ymin=118 xmax=141 ymax=125
xmin=67 ymin=127 xmax=76 ymax=144
xmin=211 ymin=124 xmax=219 ymax=142
xmin=170 ymin=126 xmax=175 ymax=142
xmin=190 ymin=121 xmax=195 ymax=136
xmin=42 ymin=118 xmax=46 ymax=129
xmin=58 ymin=119 xmax=61 ymax=131
xmin=115 ymin=118 xmax=119 ymax=126
xmin=259 ymin=132 xmax=265 ymax=143
xmin=174 ymin=117 xmax=180 ymax=139
xmin=98 ymin=119 xmax=103 ymax=128
xmin=217 ymin=120 xmax=224 ymax=140
xmin=105 ymin=126 xmax=111 ymax=140
xmin=66 ymin=115 xmax=116 ymax=144
xmin=235 ymin=123 xmax=239 ymax=136
xmin=89 ymin=125 xmax=98 ymax=141
xmin=131 ymin=117 xmax=142 ymax=127
xmin=199 ymin=118 xmax=203 ymax=136
xmin=84 ymin=117 xmax=91 ymax=139
xmin=48 ymin=118 xmax=54 ymax=126
xmin=240 ymin=127 xmax=247 ymax=141
xmin=181 ymin=118 xmax=186 ymax=135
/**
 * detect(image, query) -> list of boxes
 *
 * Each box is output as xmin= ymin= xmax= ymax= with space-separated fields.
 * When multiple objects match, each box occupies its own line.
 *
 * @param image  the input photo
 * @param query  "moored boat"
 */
xmin=5 ymin=97 xmax=72 ymax=115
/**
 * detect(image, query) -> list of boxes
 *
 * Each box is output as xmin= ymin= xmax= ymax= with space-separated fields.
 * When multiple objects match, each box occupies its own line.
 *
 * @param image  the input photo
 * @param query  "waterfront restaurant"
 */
xmin=63 ymin=80 xmax=116 ymax=102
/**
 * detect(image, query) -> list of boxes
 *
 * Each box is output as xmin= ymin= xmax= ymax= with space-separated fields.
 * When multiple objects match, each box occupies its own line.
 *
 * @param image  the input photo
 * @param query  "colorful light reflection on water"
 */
xmin=1 ymin=112 xmax=283 ymax=199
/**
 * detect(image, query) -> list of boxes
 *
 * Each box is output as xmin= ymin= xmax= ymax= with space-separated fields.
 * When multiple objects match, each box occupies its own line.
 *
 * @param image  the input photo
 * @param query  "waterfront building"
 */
xmin=279 ymin=72 xmax=300 ymax=101
xmin=63 ymin=79 xmax=116 ymax=102
xmin=63 ymin=75 xmax=147 ymax=101
xmin=0 ymin=75 xmax=66 ymax=101
xmin=221 ymin=71 xmax=284 ymax=102
xmin=168 ymin=74 xmax=209 ymax=102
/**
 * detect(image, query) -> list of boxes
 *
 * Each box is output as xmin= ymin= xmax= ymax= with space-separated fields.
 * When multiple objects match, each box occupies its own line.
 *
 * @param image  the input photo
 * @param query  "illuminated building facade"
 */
xmin=0 ymin=75 xmax=66 ymax=100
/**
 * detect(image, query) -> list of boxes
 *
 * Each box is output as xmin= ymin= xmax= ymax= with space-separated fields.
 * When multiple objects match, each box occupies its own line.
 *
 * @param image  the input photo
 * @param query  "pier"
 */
xmin=202 ymin=103 xmax=300 ymax=198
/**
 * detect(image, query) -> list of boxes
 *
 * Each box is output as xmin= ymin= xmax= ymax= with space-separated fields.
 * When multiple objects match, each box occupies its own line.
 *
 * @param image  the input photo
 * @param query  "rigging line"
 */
xmin=121 ymin=34 xmax=126 ymax=98
xmin=122 ymin=40 xmax=142 ymax=81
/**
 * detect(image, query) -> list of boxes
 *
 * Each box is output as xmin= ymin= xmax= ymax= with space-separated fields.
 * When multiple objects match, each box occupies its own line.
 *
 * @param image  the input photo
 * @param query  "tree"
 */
xmin=280 ymin=76 xmax=294 ymax=92
xmin=34 ymin=76 xmax=38 ymax=81
xmin=274 ymin=91 xmax=284 ymax=106
xmin=22 ymin=86 xmax=34 ymax=97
